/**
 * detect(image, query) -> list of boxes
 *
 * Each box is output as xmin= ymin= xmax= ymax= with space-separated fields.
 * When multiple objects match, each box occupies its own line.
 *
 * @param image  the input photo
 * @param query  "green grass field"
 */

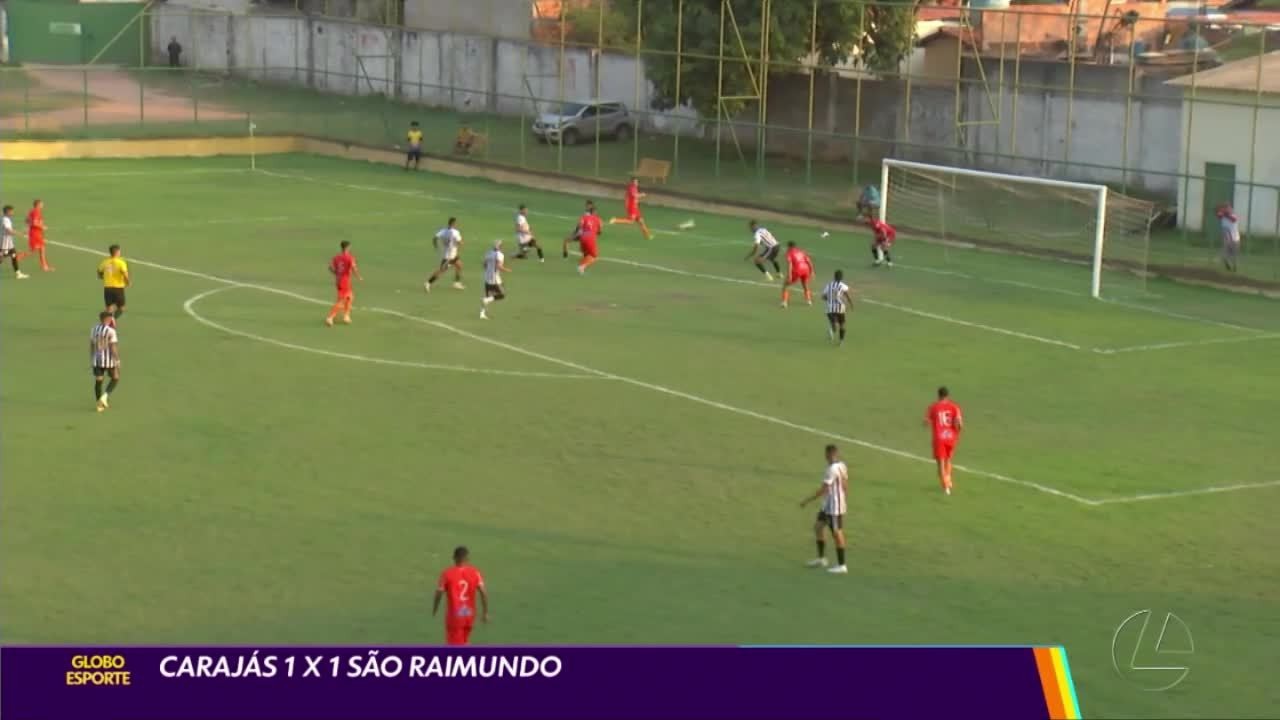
xmin=2 ymin=154 xmax=1278 ymax=718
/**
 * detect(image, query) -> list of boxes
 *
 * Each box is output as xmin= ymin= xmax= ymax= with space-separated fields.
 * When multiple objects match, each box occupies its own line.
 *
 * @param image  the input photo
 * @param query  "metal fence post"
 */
xmin=672 ymin=0 xmax=684 ymax=179
xmin=804 ymin=0 xmax=816 ymax=186
xmin=83 ymin=69 xmax=90 ymax=130
xmin=633 ymin=0 xmax=643 ymax=178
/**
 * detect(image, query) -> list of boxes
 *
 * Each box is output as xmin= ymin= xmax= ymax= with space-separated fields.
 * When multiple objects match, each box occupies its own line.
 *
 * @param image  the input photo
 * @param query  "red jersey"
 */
xmin=578 ymin=213 xmax=603 ymax=242
xmin=26 ymin=208 xmax=43 ymax=239
xmin=926 ymin=399 xmax=963 ymax=443
xmin=330 ymin=251 xmax=356 ymax=289
xmin=625 ymin=184 xmax=640 ymax=211
xmin=786 ymin=247 xmax=813 ymax=276
xmin=437 ymin=564 xmax=485 ymax=624
xmin=870 ymin=219 xmax=896 ymax=246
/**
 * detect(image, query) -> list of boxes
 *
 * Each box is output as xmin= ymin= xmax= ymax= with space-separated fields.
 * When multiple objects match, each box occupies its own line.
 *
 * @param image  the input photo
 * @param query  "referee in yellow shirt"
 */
xmin=97 ymin=244 xmax=130 ymax=319
xmin=405 ymin=121 xmax=424 ymax=171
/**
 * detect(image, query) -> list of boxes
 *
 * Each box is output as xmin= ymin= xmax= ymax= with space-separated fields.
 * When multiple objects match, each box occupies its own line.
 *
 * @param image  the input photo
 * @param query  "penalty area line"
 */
xmin=51 ymin=238 xmax=1093 ymax=507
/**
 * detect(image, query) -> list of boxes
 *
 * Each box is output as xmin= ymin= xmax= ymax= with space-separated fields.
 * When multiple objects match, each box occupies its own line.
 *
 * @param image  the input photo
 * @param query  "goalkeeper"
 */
xmin=855 ymin=184 xmax=880 ymax=220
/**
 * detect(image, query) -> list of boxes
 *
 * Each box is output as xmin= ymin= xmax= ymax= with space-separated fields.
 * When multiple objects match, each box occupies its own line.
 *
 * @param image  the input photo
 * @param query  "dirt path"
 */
xmin=2 ymin=65 xmax=242 ymax=132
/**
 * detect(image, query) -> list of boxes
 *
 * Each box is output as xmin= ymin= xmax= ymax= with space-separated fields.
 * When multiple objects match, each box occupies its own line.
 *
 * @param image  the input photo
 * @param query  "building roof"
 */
xmin=1166 ymin=50 xmax=1280 ymax=92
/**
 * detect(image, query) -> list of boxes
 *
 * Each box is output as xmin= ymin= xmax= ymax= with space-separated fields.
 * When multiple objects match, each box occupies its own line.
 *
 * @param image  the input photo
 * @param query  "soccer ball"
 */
xmin=678 ymin=220 xmax=696 ymax=230
xmin=820 ymin=231 xmax=830 ymax=238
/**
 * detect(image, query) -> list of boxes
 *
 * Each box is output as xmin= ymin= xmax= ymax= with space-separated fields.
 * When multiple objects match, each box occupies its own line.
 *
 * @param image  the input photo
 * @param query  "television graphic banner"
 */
xmin=1 ymin=645 xmax=1081 ymax=720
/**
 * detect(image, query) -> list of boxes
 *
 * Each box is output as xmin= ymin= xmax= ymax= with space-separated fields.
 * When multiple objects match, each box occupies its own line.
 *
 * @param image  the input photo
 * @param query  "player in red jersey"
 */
xmin=867 ymin=216 xmax=896 ymax=268
xmin=609 ymin=177 xmax=652 ymax=240
xmin=781 ymin=241 xmax=814 ymax=308
xmin=564 ymin=200 xmax=604 ymax=274
xmin=324 ymin=240 xmax=362 ymax=327
xmin=924 ymin=386 xmax=964 ymax=495
xmin=25 ymin=199 xmax=52 ymax=272
xmin=433 ymin=546 xmax=488 ymax=646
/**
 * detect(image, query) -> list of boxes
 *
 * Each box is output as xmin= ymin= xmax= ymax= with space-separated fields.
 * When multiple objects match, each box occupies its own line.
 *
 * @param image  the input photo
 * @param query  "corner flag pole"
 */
xmin=249 ymin=117 xmax=257 ymax=171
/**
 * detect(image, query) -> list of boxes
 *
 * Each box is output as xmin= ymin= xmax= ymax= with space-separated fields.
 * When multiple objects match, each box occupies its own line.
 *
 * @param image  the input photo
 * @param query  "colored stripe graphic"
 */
xmin=1033 ymin=646 xmax=1082 ymax=719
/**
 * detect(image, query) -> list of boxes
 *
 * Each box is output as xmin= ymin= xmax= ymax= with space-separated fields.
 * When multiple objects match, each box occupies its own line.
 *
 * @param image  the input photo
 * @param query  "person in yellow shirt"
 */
xmin=454 ymin=124 xmax=477 ymax=155
xmin=405 ymin=121 xmax=424 ymax=171
xmin=97 ymin=244 xmax=130 ymax=319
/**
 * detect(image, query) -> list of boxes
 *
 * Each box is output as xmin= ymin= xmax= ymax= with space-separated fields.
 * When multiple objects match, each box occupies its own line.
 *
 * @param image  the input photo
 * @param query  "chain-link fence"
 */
xmin=3 ymin=0 xmax=1279 ymax=284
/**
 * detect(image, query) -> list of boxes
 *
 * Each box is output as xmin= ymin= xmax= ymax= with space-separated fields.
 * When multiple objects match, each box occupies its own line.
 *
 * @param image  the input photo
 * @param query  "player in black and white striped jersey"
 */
xmin=821 ymin=270 xmax=853 ymax=346
xmin=744 ymin=220 xmax=782 ymax=281
xmin=1 ymin=205 xmax=29 ymax=280
xmin=89 ymin=311 xmax=121 ymax=412
xmin=799 ymin=444 xmax=850 ymax=574
xmin=513 ymin=205 xmax=544 ymax=262
xmin=425 ymin=217 xmax=465 ymax=292
xmin=479 ymin=240 xmax=510 ymax=320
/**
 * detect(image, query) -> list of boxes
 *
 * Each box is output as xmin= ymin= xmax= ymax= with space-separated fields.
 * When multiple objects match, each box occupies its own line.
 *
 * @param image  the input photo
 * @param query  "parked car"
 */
xmin=531 ymin=100 xmax=632 ymax=145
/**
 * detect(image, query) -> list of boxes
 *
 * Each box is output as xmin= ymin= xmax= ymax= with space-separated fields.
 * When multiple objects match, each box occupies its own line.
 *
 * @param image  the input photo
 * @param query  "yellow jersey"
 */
xmin=98 ymin=256 xmax=129 ymax=289
xmin=407 ymin=128 xmax=423 ymax=147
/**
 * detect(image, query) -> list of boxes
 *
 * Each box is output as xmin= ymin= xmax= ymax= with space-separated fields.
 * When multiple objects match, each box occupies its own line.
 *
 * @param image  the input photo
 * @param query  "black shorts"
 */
xmin=758 ymin=245 xmax=780 ymax=262
xmin=827 ymin=312 xmax=846 ymax=325
xmin=816 ymin=512 xmax=843 ymax=531
xmin=0 ymin=247 xmax=16 ymax=258
xmin=104 ymin=287 xmax=126 ymax=309
xmin=484 ymin=283 xmax=505 ymax=300
xmin=407 ymin=146 xmax=422 ymax=159
xmin=92 ymin=365 xmax=119 ymax=377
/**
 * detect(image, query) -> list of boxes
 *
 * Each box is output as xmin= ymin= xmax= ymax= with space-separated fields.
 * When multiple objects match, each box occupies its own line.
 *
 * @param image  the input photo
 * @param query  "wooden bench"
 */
xmin=633 ymin=157 xmax=671 ymax=184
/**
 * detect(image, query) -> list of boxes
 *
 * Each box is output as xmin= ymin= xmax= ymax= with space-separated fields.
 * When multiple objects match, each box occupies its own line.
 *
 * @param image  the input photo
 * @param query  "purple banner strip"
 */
xmin=1 ymin=646 xmax=1055 ymax=720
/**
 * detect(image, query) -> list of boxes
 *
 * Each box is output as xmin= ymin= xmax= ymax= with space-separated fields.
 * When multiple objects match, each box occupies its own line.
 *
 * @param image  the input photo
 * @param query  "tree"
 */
xmin=617 ymin=0 xmax=918 ymax=117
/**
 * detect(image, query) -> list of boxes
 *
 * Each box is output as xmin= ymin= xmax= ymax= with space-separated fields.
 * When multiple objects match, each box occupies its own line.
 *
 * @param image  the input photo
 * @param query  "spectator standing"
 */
xmin=167 ymin=37 xmax=183 ymax=68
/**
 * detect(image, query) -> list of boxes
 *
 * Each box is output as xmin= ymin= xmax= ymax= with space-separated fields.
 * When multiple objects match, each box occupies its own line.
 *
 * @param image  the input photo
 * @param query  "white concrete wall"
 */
xmin=403 ymin=0 xmax=529 ymax=40
xmin=1177 ymin=89 xmax=1280 ymax=233
xmin=962 ymin=59 xmax=1183 ymax=197
xmin=152 ymin=6 xmax=689 ymax=131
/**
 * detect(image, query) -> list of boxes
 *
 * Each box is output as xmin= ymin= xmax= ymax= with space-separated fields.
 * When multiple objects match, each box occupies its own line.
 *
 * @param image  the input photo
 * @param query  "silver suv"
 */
xmin=531 ymin=100 xmax=632 ymax=145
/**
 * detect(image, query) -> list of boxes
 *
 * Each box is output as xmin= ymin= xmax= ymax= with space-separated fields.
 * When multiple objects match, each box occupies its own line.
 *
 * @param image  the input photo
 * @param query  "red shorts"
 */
xmin=445 ymin=622 xmax=474 ymax=646
xmin=336 ymin=285 xmax=353 ymax=301
xmin=28 ymin=234 xmax=44 ymax=250
xmin=579 ymin=238 xmax=599 ymax=259
xmin=625 ymin=206 xmax=641 ymax=222
xmin=788 ymin=270 xmax=811 ymax=285
xmin=932 ymin=439 xmax=956 ymax=461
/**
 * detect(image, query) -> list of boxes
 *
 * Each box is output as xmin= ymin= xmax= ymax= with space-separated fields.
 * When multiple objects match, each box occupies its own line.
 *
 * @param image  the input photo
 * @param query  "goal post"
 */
xmin=879 ymin=159 xmax=1153 ymax=300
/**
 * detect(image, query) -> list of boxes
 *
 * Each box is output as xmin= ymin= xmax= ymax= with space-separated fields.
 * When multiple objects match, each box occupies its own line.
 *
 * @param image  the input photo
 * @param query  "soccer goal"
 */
xmin=879 ymin=159 xmax=1158 ymax=299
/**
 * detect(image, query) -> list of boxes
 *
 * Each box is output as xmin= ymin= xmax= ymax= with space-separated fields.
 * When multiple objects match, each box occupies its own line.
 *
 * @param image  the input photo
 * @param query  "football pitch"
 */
xmin=2 ymin=154 xmax=1278 ymax=718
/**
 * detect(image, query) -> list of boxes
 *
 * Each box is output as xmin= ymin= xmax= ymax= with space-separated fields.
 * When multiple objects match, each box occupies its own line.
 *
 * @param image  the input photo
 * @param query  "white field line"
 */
xmin=50 ymin=238 xmax=1096 ymax=507
xmin=591 ymin=255 xmax=1086 ymax=351
xmin=1093 ymin=332 xmax=1280 ymax=355
xmin=256 ymin=170 xmax=1085 ymax=351
xmin=1096 ymin=298 xmax=1263 ymax=333
xmin=183 ymin=285 xmax=601 ymax=380
xmin=1089 ymin=479 xmax=1280 ymax=505
xmin=4 ymin=168 xmax=250 ymax=180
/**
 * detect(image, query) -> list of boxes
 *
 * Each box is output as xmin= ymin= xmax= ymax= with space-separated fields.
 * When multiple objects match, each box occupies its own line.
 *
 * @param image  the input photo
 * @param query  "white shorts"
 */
xmin=440 ymin=247 xmax=459 ymax=263
xmin=0 ymin=237 xmax=14 ymax=254
xmin=517 ymin=233 xmax=533 ymax=246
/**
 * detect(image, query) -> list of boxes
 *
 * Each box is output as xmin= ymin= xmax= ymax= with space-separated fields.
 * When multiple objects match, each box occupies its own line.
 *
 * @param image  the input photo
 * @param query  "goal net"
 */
xmin=880 ymin=159 xmax=1158 ymax=299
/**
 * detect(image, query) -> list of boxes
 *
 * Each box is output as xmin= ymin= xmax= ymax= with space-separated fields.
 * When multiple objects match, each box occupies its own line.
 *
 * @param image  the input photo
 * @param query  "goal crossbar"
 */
xmin=879 ymin=158 xmax=1110 ymax=298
